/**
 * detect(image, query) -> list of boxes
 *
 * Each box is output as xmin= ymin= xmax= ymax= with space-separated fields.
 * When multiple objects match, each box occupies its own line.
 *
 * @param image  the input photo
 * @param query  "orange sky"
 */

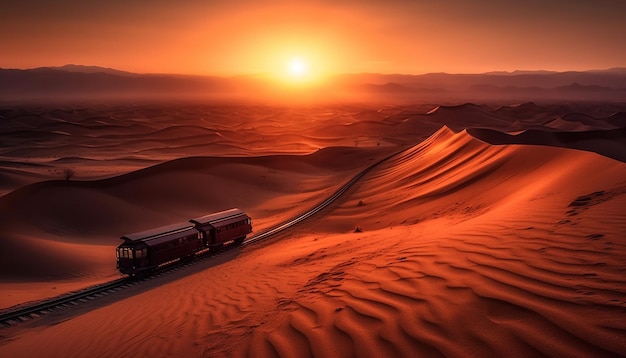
xmin=1 ymin=0 xmax=625 ymax=76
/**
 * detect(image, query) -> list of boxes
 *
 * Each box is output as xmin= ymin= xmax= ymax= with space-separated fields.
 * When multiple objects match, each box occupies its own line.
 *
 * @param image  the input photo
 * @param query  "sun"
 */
xmin=271 ymin=54 xmax=326 ymax=87
xmin=287 ymin=57 xmax=309 ymax=78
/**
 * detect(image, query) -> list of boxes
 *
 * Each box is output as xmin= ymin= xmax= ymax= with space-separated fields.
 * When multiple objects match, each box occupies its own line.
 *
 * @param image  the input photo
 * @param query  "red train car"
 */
xmin=116 ymin=208 xmax=252 ymax=276
xmin=116 ymin=221 xmax=201 ymax=276
xmin=190 ymin=208 xmax=252 ymax=249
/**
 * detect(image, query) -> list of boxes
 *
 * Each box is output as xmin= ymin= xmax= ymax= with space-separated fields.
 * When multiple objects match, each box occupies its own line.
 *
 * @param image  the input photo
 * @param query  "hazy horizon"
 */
xmin=2 ymin=0 xmax=625 ymax=79
xmin=4 ymin=63 xmax=626 ymax=78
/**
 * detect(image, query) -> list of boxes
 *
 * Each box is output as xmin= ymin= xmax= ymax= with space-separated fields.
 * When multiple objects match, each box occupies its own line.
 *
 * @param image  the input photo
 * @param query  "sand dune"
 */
xmin=3 ymin=102 xmax=624 ymax=193
xmin=1 ymin=102 xmax=626 ymax=357
xmin=0 ymin=146 xmax=392 ymax=283
xmin=222 ymin=128 xmax=626 ymax=356
xmin=605 ymin=111 xmax=626 ymax=128
xmin=1 ymin=123 xmax=624 ymax=357
xmin=468 ymin=127 xmax=626 ymax=163
xmin=0 ymin=104 xmax=440 ymax=194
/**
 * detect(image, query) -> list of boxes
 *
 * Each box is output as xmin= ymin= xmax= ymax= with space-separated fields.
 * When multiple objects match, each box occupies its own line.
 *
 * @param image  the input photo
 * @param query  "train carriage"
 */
xmin=116 ymin=221 xmax=202 ymax=276
xmin=190 ymin=208 xmax=252 ymax=248
xmin=116 ymin=208 xmax=252 ymax=276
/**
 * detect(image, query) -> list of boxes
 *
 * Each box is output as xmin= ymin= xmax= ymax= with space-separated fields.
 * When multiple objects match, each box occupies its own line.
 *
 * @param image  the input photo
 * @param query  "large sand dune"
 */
xmin=0 ymin=146 xmax=393 ymax=284
xmin=0 ymin=104 xmax=626 ymax=357
xmin=1 ymin=115 xmax=624 ymax=357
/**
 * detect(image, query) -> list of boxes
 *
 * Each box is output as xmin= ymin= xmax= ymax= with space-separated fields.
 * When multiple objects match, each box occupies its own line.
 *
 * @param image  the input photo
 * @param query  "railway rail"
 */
xmin=0 ymin=147 xmax=402 ymax=328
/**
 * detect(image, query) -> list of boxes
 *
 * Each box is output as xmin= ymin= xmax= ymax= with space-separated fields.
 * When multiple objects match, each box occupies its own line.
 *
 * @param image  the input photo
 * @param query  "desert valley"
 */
xmin=2 ymin=0 xmax=626 ymax=356
xmin=0 ymin=70 xmax=625 ymax=356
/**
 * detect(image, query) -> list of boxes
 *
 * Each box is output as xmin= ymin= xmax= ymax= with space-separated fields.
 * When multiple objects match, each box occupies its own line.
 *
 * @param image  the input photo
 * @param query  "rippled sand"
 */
xmin=1 ymin=102 xmax=625 ymax=357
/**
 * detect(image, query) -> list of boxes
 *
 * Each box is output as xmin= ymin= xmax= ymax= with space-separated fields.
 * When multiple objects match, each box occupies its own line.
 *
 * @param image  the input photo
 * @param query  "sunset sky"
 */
xmin=2 ymin=0 xmax=625 ymax=77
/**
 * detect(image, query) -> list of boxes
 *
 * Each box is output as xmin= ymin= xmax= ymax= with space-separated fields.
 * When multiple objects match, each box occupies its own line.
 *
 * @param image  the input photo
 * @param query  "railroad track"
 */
xmin=245 ymin=148 xmax=399 ymax=245
xmin=0 ymin=147 xmax=403 ymax=328
xmin=0 ymin=278 xmax=131 ymax=327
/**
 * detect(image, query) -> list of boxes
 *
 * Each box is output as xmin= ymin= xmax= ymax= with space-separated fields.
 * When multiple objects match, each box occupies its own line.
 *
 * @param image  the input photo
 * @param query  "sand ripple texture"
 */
xmin=1 ymin=124 xmax=625 ymax=357
xmin=236 ymin=128 xmax=626 ymax=357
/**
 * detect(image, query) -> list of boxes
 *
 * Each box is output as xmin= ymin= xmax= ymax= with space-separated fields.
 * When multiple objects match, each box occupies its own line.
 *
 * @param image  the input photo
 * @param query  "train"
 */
xmin=116 ymin=208 xmax=252 ymax=276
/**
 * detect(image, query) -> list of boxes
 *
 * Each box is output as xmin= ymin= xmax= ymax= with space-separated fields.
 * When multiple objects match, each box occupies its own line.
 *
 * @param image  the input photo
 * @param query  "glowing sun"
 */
xmin=287 ymin=58 xmax=309 ymax=78
xmin=273 ymin=54 xmax=325 ymax=86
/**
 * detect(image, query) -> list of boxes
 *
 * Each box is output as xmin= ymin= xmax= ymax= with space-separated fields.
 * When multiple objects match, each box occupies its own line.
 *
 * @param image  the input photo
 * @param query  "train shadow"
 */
xmin=5 ymin=247 xmax=244 ymax=333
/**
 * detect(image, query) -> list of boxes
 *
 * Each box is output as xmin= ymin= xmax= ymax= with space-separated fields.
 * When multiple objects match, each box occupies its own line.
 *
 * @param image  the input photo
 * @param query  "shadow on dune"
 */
xmin=468 ymin=127 xmax=626 ymax=163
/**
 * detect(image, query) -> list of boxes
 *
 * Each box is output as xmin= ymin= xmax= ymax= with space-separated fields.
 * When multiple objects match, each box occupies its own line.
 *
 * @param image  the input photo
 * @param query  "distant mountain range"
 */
xmin=1 ymin=65 xmax=625 ymax=102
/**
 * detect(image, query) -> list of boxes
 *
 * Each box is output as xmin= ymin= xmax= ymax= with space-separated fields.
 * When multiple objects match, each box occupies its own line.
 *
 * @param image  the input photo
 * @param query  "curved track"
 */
xmin=0 ymin=148 xmax=403 ymax=328
xmin=245 ymin=148 xmax=398 ymax=245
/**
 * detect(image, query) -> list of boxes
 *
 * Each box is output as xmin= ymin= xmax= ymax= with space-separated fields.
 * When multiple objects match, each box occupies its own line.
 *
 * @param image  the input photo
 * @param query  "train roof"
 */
xmin=121 ymin=221 xmax=196 ymax=243
xmin=189 ymin=208 xmax=249 ymax=229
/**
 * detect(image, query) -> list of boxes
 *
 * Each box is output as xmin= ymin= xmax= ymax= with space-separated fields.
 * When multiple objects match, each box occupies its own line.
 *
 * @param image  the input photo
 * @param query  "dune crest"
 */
xmin=0 ymin=146 xmax=392 ymax=290
xmin=2 ymin=123 xmax=624 ymax=357
xmin=230 ymin=127 xmax=626 ymax=356
xmin=468 ymin=127 xmax=626 ymax=163
xmin=1 ymin=102 xmax=626 ymax=356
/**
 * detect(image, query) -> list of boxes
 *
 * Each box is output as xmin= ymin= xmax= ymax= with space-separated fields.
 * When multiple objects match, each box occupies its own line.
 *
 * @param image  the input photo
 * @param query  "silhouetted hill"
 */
xmin=0 ymin=67 xmax=236 ymax=101
xmin=337 ymin=68 xmax=626 ymax=88
xmin=1 ymin=66 xmax=625 ymax=102
xmin=43 ymin=64 xmax=137 ymax=76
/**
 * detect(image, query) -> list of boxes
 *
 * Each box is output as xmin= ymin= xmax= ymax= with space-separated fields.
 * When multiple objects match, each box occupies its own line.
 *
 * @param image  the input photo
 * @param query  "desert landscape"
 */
xmin=1 ymin=98 xmax=625 ymax=357
xmin=2 ymin=0 xmax=626 ymax=357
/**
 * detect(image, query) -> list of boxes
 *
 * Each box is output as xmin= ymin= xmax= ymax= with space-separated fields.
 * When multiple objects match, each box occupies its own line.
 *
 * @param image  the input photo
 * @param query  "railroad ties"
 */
xmin=0 ymin=279 xmax=128 ymax=328
xmin=0 ymin=243 xmax=240 ymax=328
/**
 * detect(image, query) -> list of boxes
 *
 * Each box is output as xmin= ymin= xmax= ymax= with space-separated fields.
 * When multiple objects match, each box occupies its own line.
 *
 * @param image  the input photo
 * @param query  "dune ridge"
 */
xmin=468 ymin=127 xmax=626 ymax=163
xmin=3 ymin=102 xmax=625 ymax=196
xmin=1 ymin=125 xmax=625 ymax=357
xmin=228 ymin=128 xmax=626 ymax=357
xmin=2 ymin=101 xmax=626 ymax=357
xmin=0 ymin=104 xmax=441 ymax=195
xmin=0 ymin=146 xmax=393 ymax=286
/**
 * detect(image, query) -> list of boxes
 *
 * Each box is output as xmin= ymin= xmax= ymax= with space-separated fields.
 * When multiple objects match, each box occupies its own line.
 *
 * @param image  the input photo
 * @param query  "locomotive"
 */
xmin=116 ymin=208 xmax=252 ymax=276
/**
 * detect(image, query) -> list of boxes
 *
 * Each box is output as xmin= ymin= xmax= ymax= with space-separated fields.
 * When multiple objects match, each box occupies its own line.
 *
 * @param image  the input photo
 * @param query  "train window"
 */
xmin=136 ymin=249 xmax=142 ymax=258
xmin=118 ymin=247 xmax=133 ymax=259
